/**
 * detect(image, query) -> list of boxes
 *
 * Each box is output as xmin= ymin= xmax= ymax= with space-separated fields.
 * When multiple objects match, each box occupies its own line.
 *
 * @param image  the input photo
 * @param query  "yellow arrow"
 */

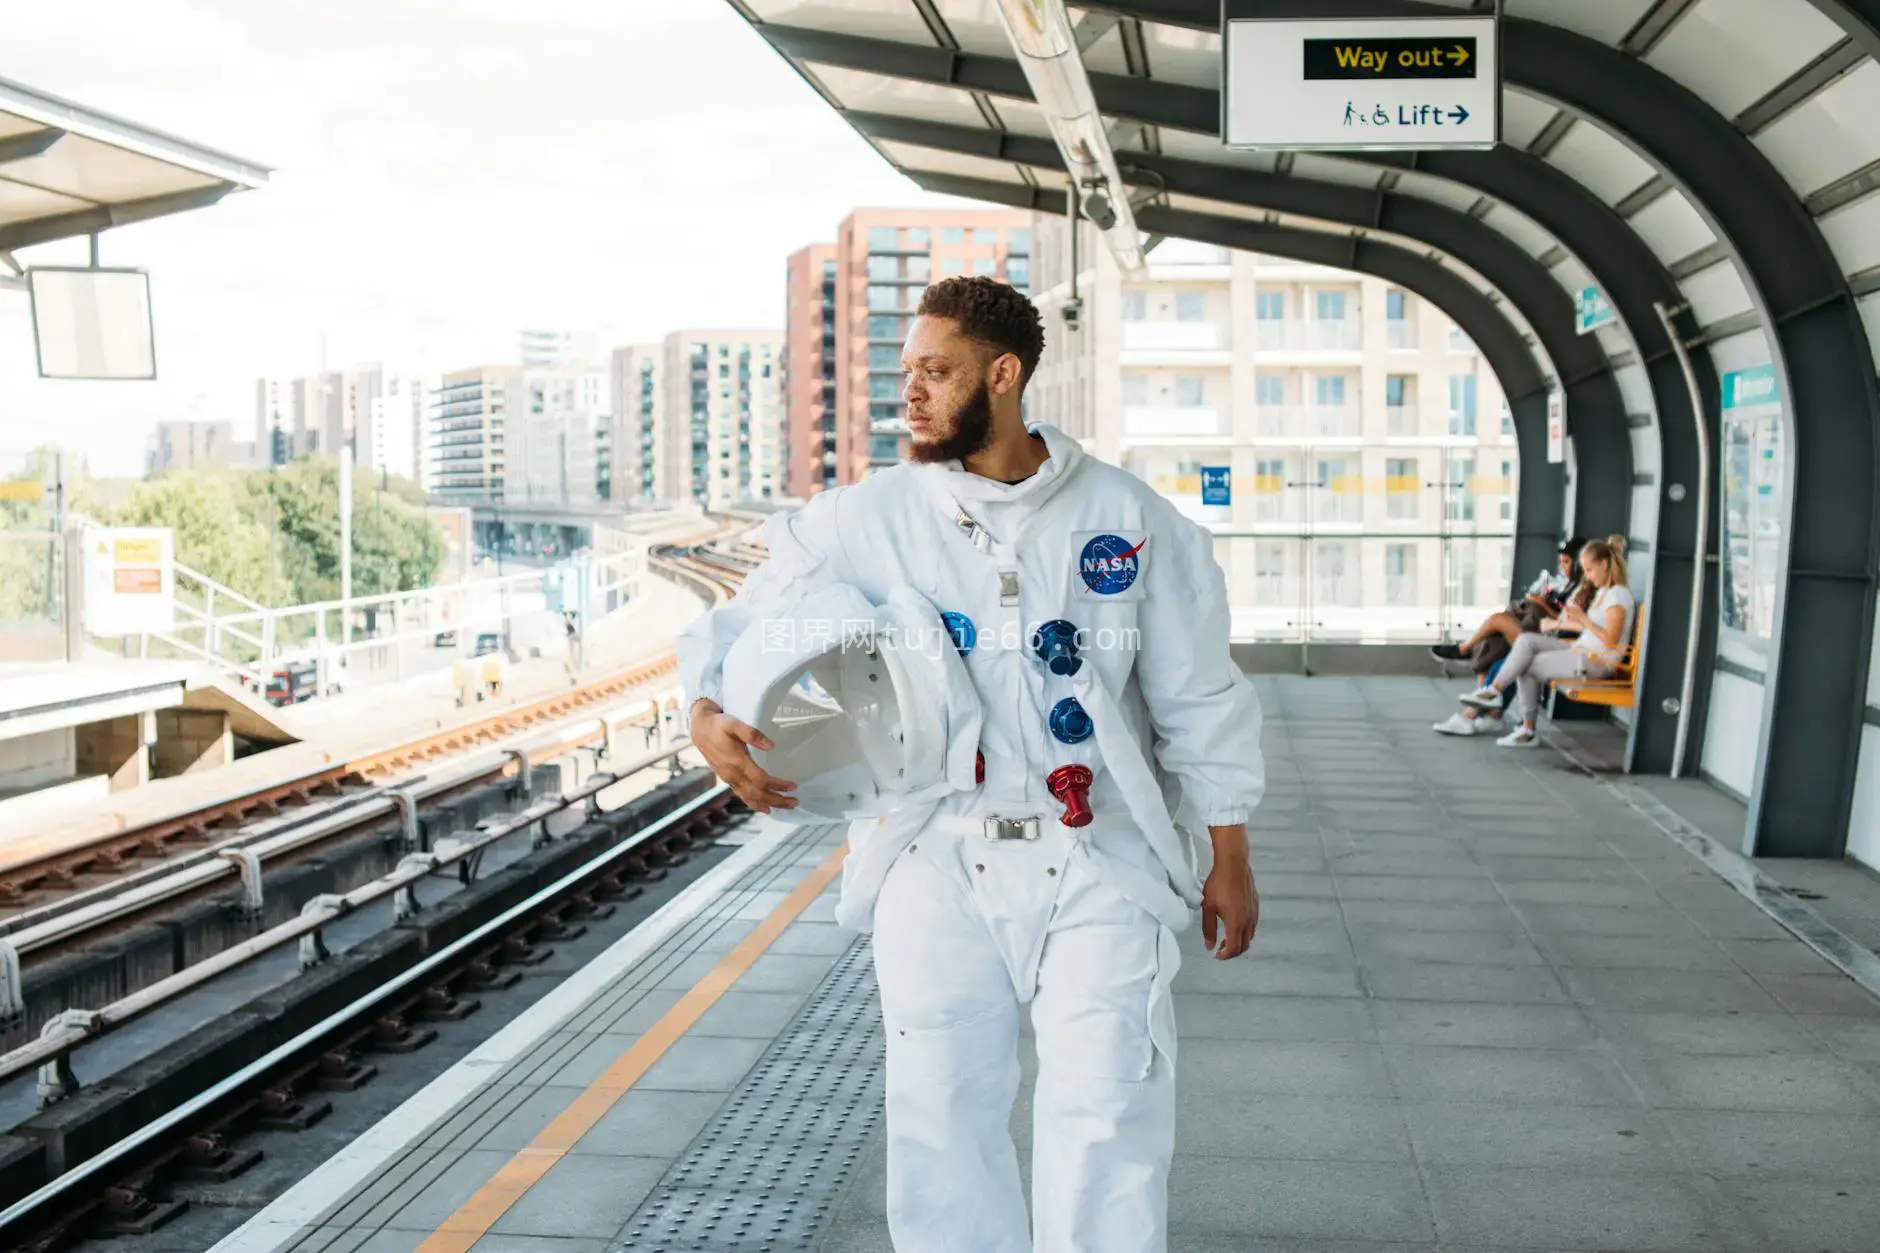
xmin=1452 ymin=44 xmax=1471 ymax=66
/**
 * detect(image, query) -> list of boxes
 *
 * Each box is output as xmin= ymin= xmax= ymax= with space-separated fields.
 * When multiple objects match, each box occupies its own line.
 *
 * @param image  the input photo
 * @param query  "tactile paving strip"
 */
xmin=611 ymin=937 xmax=884 ymax=1251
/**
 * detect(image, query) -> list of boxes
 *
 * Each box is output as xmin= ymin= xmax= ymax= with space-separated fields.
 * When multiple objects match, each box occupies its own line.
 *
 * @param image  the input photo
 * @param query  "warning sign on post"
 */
xmin=84 ymin=525 xmax=174 ymax=636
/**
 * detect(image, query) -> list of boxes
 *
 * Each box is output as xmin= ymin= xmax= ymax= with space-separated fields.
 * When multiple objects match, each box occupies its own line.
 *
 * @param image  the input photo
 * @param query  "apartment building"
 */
xmin=504 ymin=368 xmax=609 ymax=506
xmin=1029 ymin=218 xmax=1517 ymax=643
xmin=147 ymin=420 xmax=234 ymax=474
xmin=609 ymin=344 xmax=664 ymax=503
xmin=427 ymin=367 xmax=509 ymax=504
xmin=607 ymin=333 xmax=786 ymax=510
xmin=783 ymin=208 xmax=1032 ymax=495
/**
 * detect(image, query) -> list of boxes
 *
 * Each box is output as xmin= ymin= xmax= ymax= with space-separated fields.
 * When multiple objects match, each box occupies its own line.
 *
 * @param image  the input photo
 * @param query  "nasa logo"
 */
xmin=1079 ymin=532 xmax=1147 ymax=596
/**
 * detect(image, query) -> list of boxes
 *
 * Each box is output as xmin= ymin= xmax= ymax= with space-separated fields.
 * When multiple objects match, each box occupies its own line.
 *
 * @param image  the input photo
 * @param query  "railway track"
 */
xmin=0 ymin=521 xmax=770 ymax=1251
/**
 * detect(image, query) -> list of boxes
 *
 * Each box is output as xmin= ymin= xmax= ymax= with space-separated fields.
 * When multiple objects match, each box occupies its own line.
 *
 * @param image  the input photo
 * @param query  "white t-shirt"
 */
xmin=1573 ymin=585 xmax=1637 ymax=665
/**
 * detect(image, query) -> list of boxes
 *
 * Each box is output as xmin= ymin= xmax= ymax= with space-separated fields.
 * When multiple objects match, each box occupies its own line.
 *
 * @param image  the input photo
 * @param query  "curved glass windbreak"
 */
xmin=1134 ymin=454 xmax=1518 ymax=644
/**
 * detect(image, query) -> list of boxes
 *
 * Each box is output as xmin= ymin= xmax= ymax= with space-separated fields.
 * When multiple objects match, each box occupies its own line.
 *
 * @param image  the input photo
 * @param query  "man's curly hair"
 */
xmin=916 ymin=275 xmax=1046 ymax=388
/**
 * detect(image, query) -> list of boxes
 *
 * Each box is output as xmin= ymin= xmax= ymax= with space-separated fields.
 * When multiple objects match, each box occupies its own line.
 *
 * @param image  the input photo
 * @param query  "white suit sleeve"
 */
xmin=676 ymin=489 xmax=854 ymax=710
xmin=1133 ymin=507 xmax=1265 ymax=827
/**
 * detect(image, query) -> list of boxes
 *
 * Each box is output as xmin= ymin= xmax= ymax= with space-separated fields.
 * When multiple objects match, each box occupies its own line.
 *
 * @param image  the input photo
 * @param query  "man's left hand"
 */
xmin=1201 ymin=847 xmax=1259 ymax=961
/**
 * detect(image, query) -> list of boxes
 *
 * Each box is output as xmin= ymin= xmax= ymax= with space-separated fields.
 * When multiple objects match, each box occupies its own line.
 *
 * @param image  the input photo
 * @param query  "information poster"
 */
xmin=1718 ymin=366 xmax=1783 ymax=648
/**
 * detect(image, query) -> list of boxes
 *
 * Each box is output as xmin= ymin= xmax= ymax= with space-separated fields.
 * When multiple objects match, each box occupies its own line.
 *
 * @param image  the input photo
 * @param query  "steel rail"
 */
xmin=0 ymin=777 xmax=733 ymax=1238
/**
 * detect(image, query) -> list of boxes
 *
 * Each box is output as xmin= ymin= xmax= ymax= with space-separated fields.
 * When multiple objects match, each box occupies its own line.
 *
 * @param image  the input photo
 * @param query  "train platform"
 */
xmin=203 ymin=677 xmax=1880 ymax=1253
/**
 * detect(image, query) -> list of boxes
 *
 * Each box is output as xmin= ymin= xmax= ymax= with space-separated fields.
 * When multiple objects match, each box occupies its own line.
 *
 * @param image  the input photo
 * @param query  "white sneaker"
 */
xmin=1497 ymin=726 xmax=1541 ymax=748
xmin=1432 ymin=712 xmax=1478 ymax=736
xmin=1476 ymin=713 xmax=1505 ymax=734
xmin=1460 ymin=686 xmax=1502 ymax=710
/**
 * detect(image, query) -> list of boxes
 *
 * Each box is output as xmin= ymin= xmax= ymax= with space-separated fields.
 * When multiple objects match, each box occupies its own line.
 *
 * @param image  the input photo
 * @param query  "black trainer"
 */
xmin=1429 ymin=643 xmax=1466 ymax=661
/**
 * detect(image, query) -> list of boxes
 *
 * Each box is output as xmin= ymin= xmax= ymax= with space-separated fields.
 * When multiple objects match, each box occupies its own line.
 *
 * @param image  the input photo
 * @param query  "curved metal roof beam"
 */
xmin=849 ymin=110 xmax=1631 ymax=542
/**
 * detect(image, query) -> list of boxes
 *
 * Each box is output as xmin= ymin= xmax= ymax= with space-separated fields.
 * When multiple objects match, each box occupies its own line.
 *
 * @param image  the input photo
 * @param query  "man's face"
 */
xmin=902 ymin=315 xmax=1001 ymax=464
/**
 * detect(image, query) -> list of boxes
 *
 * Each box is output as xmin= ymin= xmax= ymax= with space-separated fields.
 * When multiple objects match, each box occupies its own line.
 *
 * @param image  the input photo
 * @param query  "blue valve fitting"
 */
xmin=1033 ymin=619 xmax=1081 ymax=676
xmin=940 ymin=610 xmax=976 ymax=657
xmin=1049 ymin=697 xmax=1093 ymax=745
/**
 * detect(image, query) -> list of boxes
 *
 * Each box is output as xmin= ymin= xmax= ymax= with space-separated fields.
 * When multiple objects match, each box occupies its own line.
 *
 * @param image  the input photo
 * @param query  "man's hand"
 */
xmin=1201 ymin=826 xmax=1259 ymax=960
xmin=689 ymin=698 xmax=798 ymax=813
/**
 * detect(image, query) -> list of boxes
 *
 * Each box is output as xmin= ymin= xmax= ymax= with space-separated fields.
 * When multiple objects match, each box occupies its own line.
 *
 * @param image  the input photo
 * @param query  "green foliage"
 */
xmin=0 ymin=450 xmax=446 ymax=613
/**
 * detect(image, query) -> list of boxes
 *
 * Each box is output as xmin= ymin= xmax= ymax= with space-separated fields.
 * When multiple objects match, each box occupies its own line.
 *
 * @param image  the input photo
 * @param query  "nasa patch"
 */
xmin=1074 ymin=530 xmax=1148 ymax=600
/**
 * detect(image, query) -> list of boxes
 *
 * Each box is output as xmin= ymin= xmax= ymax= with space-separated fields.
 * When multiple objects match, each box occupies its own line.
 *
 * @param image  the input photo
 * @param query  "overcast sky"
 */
xmin=0 ymin=0 xmax=968 ymax=477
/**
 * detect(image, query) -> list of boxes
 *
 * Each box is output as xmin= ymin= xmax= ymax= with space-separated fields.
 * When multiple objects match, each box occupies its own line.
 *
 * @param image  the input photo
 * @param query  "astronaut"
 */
xmin=678 ymin=276 xmax=1263 ymax=1253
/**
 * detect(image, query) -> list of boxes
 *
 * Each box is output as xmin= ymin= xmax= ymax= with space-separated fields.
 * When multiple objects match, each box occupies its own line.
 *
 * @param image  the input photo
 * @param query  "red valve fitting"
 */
xmin=975 ymin=750 xmax=985 ymax=786
xmin=1046 ymin=764 xmax=1094 ymax=828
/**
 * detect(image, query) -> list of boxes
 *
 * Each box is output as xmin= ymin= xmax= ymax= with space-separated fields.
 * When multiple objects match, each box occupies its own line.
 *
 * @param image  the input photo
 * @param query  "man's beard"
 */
xmin=908 ymin=381 xmax=994 ymax=465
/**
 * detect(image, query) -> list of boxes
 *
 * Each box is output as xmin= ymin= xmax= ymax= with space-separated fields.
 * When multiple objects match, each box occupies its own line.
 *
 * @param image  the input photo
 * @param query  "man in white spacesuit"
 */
xmin=678 ymin=276 xmax=1263 ymax=1253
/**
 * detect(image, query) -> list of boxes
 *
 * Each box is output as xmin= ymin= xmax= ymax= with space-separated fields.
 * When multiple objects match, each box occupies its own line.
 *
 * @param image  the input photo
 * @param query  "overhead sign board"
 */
xmin=1546 ymin=392 xmax=1566 ymax=465
xmin=83 ymin=525 xmax=174 ymax=636
xmin=1222 ymin=14 xmax=1500 ymax=151
xmin=1200 ymin=466 xmax=1232 ymax=507
xmin=1576 ymin=285 xmax=1615 ymax=335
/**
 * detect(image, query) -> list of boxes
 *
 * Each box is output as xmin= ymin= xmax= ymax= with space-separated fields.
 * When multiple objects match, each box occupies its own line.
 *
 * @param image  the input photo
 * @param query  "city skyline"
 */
xmin=0 ymin=0 xmax=977 ymax=478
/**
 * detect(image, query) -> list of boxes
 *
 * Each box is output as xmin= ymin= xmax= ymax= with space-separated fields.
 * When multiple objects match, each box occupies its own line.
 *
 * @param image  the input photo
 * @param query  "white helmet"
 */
xmin=719 ymin=583 xmax=981 ymax=825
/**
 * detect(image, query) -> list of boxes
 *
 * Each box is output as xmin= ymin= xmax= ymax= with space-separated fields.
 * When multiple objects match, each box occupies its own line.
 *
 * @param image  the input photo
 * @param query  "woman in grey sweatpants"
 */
xmin=1460 ymin=537 xmax=1636 ymax=748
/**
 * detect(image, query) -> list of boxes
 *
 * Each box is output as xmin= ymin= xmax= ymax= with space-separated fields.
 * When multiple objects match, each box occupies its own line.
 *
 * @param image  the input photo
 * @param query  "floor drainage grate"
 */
xmin=612 ymin=938 xmax=884 ymax=1251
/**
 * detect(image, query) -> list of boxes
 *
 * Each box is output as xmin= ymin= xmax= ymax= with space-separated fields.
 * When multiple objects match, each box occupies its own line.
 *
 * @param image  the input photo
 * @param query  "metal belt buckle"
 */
xmin=985 ymin=816 xmax=1040 ymax=841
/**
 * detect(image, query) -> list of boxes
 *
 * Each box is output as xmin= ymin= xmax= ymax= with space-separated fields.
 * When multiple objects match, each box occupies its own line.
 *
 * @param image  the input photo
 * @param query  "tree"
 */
xmin=116 ymin=471 xmax=281 ymax=605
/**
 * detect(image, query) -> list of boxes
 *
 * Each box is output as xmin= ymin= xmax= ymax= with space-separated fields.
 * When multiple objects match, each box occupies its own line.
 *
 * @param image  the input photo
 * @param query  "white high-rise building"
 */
xmin=505 ymin=368 xmax=609 ymax=506
xmin=610 ymin=345 xmax=663 ymax=503
xmin=362 ymin=373 xmax=428 ymax=485
xmin=655 ymin=330 xmax=784 ymax=510
xmin=1028 ymin=219 xmax=1517 ymax=644
xmin=519 ymin=329 xmax=601 ymax=369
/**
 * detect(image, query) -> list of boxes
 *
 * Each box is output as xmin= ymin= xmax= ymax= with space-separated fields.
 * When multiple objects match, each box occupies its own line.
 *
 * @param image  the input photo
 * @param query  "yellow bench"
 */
xmin=1550 ymin=602 xmax=1645 ymax=709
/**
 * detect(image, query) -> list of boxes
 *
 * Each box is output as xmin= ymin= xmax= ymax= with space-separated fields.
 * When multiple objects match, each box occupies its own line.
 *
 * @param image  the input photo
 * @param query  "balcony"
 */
xmin=1254 ymin=320 xmax=1362 ymax=354
xmin=1254 ymin=404 xmax=1362 ymax=441
xmin=1121 ymin=406 xmax=1228 ymax=441
xmin=1119 ymin=320 xmax=1230 ymax=365
xmin=1386 ymin=404 xmax=1418 ymax=438
xmin=1386 ymin=320 xmax=1418 ymax=351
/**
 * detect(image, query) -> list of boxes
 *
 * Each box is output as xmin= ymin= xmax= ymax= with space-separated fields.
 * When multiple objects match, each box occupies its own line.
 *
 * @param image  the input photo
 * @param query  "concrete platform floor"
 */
xmin=218 ymin=676 xmax=1880 ymax=1253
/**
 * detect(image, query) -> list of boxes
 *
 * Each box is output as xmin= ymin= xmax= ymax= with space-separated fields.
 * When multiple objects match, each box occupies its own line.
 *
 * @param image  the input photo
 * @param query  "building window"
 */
xmin=907 ymin=255 xmax=931 ymax=281
xmin=1314 ymin=375 xmax=1347 ymax=407
xmin=906 ymin=227 xmax=930 ymax=248
xmin=942 ymin=226 xmax=965 ymax=244
xmin=1448 ymin=374 xmax=1478 ymax=436
xmin=1256 ymin=374 xmax=1285 ymax=406
xmin=1500 ymin=402 xmax=1514 ymax=437
xmin=942 ymin=257 xmax=965 ymax=276
xmin=1386 ymin=375 xmax=1408 ymax=406
xmin=1447 ymin=540 xmax=1477 ymax=608
xmin=821 ymin=260 xmax=837 ymax=280
xmin=1386 ymin=457 xmax=1419 ymax=520
xmin=868 ymin=375 xmax=902 ymax=401
xmin=868 ymin=285 xmax=900 ymax=311
xmin=1447 ymin=454 xmax=1477 ymax=522
xmin=1174 ymin=291 xmax=1206 ymax=322
xmin=869 ymin=403 xmax=902 ymax=423
xmin=972 ymin=226 xmax=996 ymax=244
xmin=1175 ymin=376 xmax=1205 ymax=407
xmin=1008 ymin=258 xmax=1029 ymax=288
xmin=1255 ymin=540 xmax=1287 ymax=599
xmin=1254 ymin=459 xmax=1287 ymax=521
xmin=1385 ymin=544 xmax=1417 ymax=606
xmin=869 ymin=344 xmax=901 ymax=371
xmin=868 ymin=315 xmax=907 ymax=339
xmin=1315 ymin=540 xmax=1360 ymax=607
xmin=867 ymin=255 xmax=899 ymax=281
xmin=1386 ymin=289 xmax=1407 ymax=321
xmin=1256 ymin=290 xmax=1286 ymax=320
xmin=1122 ymin=290 xmax=1148 ymax=321
xmin=1008 ymin=227 xmax=1031 ymax=255
xmin=868 ymin=226 xmax=899 ymax=250
xmin=1122 ymin=373 xmax=1148 ymax=407
xmin=1315 ymin=290 xmax=1348 ymax=321
xmin=968 ymin=257 xmax=994 ymax=276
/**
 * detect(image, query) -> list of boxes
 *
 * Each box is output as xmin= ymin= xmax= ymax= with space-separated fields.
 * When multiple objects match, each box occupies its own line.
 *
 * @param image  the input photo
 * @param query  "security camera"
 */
xmin=1081 ymin=191 xmax=1117 ymax=232
xmin=1061 ymin=297 xmax=1083 ymax=332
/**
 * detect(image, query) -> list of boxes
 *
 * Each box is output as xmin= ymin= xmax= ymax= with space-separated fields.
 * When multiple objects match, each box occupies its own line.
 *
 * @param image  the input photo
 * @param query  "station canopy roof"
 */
xmin=729 ymin=0 xmax=1880 ymax=376
xmin=0 ymin=73 xmax=270 ymax=255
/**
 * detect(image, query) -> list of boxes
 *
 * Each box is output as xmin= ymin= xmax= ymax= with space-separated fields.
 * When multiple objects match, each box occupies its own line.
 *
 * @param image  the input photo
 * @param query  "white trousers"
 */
xmin=870 ymin=823 xmax=1180 ymax=1253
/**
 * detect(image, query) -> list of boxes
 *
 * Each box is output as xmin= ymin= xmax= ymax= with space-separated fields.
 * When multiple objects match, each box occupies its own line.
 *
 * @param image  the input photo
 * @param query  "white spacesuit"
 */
xmin=679 ymin=422 xmax=1264 ymax=1253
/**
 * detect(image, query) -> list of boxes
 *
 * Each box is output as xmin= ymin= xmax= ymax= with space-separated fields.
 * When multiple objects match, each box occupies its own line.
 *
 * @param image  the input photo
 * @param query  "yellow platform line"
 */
xmin=417 ymin=842 xmax=849 ymax=1252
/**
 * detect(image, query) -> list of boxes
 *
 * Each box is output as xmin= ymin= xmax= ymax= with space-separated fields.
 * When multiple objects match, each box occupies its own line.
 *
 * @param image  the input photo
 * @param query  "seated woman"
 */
xmin=1456 ymin=536 xmax=1635 ymax=748
xmin=1430 ymin=537 xmax=1582 ymax=674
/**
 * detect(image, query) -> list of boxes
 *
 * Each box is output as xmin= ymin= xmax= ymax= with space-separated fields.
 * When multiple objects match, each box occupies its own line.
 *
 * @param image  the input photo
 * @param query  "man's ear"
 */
xmin=988 ymin=352 xmax=1022 ymax=397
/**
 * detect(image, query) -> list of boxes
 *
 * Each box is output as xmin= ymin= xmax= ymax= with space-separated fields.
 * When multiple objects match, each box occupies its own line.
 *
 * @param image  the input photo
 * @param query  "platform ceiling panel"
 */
xmin=1754 ymin=60 xmax=1880 ymax=203
xmin=0 ymin=73 xmax=267 ymax=250
xmin=1627 ymin=187 xmax=1720 ymax=271
xmin=1540 ymin=116 xmax=1659 ymax=207
xmin=1644 ymin=0 xmax=1845 ymax=120
xmin=744 ymin=0 xmax=932 ymax=45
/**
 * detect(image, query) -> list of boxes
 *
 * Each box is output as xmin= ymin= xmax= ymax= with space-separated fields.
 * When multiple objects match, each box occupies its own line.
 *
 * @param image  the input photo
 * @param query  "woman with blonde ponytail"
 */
xmin=1454 ymin=535 xmax=1637 ymax=748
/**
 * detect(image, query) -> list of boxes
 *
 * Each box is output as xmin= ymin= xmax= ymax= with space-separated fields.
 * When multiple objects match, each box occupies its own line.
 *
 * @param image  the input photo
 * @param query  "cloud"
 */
xmin=0 ymin=0 xmax=970 ymax=476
